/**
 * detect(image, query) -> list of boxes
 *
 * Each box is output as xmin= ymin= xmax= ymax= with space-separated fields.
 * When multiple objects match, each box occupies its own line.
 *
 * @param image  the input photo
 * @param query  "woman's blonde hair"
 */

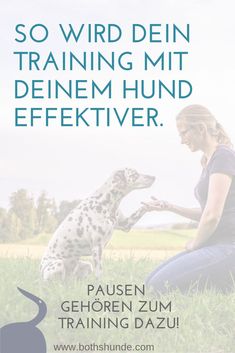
xmin=176 ymin=104 xmax=232 ymax=147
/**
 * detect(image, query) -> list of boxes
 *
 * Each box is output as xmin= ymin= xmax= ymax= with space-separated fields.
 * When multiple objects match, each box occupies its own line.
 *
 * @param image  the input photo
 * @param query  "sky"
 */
xmin=0 ymin=0 xmax=235 ymax=226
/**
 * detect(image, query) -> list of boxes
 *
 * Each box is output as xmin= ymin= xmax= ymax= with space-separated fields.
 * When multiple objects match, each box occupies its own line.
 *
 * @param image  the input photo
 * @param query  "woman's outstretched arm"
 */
xmin=142 ymin=197 xmax=202 ymax=222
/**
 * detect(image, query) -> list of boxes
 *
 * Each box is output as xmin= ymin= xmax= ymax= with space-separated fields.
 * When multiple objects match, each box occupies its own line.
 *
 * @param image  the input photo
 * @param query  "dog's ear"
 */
xmin=113 ymin=170 xmax=127 ymax=188
xmin=114 ymin=170 xmax=126 ymax=181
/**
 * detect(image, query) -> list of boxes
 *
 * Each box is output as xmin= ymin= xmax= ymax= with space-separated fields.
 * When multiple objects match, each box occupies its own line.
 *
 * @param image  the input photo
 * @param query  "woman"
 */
xmin=144 ymin=104 xmax=235 ymax=294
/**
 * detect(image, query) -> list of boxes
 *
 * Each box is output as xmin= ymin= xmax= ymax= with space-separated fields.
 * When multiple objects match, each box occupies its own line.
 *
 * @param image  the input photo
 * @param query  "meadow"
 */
xmin=1 ymin=229 xmax=235 ymax=353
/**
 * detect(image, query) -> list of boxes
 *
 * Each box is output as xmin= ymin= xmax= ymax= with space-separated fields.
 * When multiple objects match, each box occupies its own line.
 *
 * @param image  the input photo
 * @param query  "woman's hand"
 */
xmin=141 ymin=197 xmax=171 ymax=212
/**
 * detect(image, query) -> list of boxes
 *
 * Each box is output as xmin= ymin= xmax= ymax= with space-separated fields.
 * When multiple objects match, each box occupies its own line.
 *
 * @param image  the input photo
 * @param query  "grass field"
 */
xmin=1 ymin=229 xmax=235 ymax=353
xmin=0 ymin=229 xmax=195 ymax=261
xmin=3 ymin=228 xmax=197 ymax=248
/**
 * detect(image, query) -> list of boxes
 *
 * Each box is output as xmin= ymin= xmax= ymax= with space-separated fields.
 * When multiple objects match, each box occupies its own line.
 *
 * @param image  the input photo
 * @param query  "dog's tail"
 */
xmin=17 ymin=287 xmax=47 ymax=326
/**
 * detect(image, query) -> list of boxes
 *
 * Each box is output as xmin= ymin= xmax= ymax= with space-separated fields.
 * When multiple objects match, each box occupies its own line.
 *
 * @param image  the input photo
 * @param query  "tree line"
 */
xmin=0 ymin=189 xmax=80 ymax=243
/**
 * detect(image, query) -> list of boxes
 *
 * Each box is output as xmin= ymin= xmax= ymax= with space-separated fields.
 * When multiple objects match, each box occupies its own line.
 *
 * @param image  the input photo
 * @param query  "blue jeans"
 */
xmin=146 ymin=244 xmax=235 ymax=294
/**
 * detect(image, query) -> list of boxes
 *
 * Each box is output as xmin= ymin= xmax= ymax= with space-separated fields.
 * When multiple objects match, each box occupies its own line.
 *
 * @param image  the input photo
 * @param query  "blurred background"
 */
xmin=0 ymin=0 xmax=234 ymax=240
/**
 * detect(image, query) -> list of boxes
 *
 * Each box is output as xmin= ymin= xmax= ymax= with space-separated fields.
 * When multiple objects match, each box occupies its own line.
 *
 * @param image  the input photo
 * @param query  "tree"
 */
xmin=9 ymin=189 xmax=37 ymax=239
xmin=0 ymin=190 xmax=81 ymax=243
xmin=36 ymin=191 xmax=57 ymax=233
xmin=0 ymin=208 xmax=8 ymax=242
xmin=5 ymin=211 xmax=22 ymax=242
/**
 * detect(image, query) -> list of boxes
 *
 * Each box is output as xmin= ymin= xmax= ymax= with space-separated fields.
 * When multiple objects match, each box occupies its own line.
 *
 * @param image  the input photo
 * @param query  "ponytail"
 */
xmin=215 ymin=122 xmax=233 ymax=147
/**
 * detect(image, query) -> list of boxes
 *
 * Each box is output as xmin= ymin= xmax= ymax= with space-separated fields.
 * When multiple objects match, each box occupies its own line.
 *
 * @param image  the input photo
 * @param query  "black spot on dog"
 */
xmin=101 ymin=193 xmax=112 ymax=206
xmin=68 ymin=217 xmax=73 ymax=221
xmin=110 ymin=189 xmax=119 ymax=197
xmin=76 ymin=228 xmax=84 ymax=237
xmin=98 ymin=226 xmax=105 ymax=236
xmin=96 ymin=205 xmax=102 ymax=213
xmin=65 ymin=243 xmax=73 ymax=249
xmin=80 ymin=243 xmax=89 ymax=249
xmin=88 ymin=217 xmax=92 ymax=223
xmin=79 ymin=216 xmax=83 ymax=223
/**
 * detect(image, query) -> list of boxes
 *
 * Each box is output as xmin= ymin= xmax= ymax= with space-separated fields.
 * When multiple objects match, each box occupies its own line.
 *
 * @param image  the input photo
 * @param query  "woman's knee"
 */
xmin=145 ymin=251 xmax=188 ymax=289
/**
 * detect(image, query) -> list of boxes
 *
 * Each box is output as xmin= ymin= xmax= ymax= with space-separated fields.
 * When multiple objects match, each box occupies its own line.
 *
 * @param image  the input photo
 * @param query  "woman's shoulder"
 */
xmin=208 ymin=145 xmax=235 ymax=175
xmin=211 ymin=145 xmax=235 ymax=160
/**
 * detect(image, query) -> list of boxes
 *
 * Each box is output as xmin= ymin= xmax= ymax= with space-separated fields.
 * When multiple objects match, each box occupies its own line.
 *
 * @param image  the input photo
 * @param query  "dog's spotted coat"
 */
xmin=40 ymin=168 xmax=155 ymax=280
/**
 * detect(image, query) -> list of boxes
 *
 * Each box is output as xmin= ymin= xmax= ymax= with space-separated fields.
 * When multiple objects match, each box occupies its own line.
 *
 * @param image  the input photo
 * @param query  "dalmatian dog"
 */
xmin=40 ymin=168 xmax=155 ymax=280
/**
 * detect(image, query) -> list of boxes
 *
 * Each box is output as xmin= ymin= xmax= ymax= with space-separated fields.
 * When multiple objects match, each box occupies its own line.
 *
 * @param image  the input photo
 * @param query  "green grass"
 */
xmin=18 ymin=228 xmax=196 ymax=249
xmin=1 ymin=257 xmax=235 ymax=353
xmin=108 ymin=229 xmax=195 ymax=249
